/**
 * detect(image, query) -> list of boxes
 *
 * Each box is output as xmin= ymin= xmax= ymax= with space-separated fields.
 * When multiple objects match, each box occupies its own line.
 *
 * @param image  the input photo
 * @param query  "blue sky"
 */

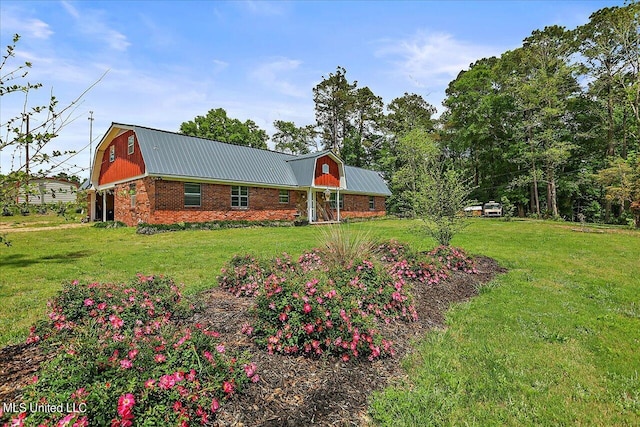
xmin=0 ymin=0 xmax=626 ymax=179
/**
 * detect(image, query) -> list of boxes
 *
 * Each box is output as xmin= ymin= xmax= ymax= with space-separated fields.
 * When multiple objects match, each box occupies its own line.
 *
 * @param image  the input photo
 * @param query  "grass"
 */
xmin=1 ymin=217 xmax=638 ymax=425
xmin=369 ymin=219 xmax=640 ymax=426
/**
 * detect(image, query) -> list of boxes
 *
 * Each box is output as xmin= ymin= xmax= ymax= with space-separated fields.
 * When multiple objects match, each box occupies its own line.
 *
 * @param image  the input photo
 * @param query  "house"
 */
xmin=17 ymin=178 xmax=79 ymax=205
xmin=85 ymin=123 xmax=391 ymax=226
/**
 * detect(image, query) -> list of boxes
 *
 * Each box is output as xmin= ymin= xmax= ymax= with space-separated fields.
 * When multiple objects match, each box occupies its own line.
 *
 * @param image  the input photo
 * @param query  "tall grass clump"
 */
xmin=316 ymin=225 xmax=376 ymax=268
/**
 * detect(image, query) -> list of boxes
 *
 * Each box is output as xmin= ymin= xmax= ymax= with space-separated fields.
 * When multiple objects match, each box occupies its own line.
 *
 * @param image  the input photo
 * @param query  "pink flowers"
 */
xmin=23 ymin=275 xmax=252 ymax=427
xmin=109 ymin=315 xmax=124 ymax=329
xmin=243 ymin=362 xmax=260 ymax=383
xmin=222 ymin=380 xmax=235 ymax=394
xmin=117 ymin=393 xmax=135 ymax=421
xmin=303 ymin=302 xmax=312 ymax=314
xmin=158 ymin=374 xmax=177 ymax=390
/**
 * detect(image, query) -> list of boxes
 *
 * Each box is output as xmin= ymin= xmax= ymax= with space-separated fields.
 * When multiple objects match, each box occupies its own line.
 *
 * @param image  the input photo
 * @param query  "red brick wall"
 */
xmin=99 ymin=130 xmax=145 ymax=185
xmin=340 ymin=195 xmax=386 ymax=219
xmin=113 ymin=177 xmax=153 ymax=226
xmin=112 ymin=178 xmax=387 ymax=226
xmin=149 ymin=181 xmax=300 ymax=224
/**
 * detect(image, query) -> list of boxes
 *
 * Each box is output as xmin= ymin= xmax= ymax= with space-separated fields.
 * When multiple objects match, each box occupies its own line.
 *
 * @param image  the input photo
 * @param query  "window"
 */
xmin=184 ymin=183 xmax=201 ymax=207
xmin=231 ymin=186 xmax=248 ymax=208
xmin=322 ymin=163 xmax=330 ymax=174
xmin=130 ymin=183 xmax=137 ymax=208
xmin=369 ymin=196 xmax=375 ymax=210
xmin=109 ymin=146 xmax=115 ymax=162
xmin=329 ymin=193 xmax=344 ymax=209
xmin=279 ymin=189 xmax=289 ymax=204
xmin=127 ymin=135 xmax=135 ymax=155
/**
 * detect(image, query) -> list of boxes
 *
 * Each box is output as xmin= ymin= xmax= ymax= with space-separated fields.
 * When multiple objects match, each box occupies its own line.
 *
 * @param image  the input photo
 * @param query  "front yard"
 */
xmin=0 ymin=218 xmax=638 ymax=425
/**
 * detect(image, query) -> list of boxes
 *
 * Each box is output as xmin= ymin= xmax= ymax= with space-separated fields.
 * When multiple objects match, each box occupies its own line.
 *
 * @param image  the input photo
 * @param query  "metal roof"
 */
xmin=344 ymin=166 xmax=392 ymax=196
xmin=113 ymin=124 xmax=390 ymax=195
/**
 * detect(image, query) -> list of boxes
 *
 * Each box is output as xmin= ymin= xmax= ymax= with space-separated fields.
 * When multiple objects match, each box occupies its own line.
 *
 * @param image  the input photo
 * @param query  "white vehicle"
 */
xmin=483 ymin=201 xmax=502 ymax=217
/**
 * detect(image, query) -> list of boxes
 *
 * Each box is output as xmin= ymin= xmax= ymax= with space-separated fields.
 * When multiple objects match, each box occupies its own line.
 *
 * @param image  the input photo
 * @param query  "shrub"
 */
xmin=217 ymin=240 xmax=477 ymax=364
xmin=9 ymin=276 xmax=255 ymax=427
xmin=252 ymin=268 xmax=400 ymax=362
xmin=427 ymin=245 xmax=477 ymax=273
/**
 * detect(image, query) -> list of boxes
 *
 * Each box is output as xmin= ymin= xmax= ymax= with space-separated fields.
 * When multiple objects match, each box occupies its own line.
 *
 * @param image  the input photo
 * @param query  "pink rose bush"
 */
xmin=220 ymin=240 xmax=477 ymax=362
xmin=8 ymin=275 xmax=254 ymax=427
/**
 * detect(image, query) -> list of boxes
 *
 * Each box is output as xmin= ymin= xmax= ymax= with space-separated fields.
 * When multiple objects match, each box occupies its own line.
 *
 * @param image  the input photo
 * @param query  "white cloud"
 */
xmin=249 ymin=58 xmax=307 ymax=98
xmin=61 ymin=1 xmax=131 ymax=51
xmin=0 ymin=8 xmax=54 ymax=39
xmin=376 ymin=30 xmax=499 ymax=88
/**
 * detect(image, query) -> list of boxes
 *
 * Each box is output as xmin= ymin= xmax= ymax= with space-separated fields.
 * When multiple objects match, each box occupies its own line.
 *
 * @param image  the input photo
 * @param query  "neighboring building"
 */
xmin=86 ymin=123 xmax=391 ymax=226
xmin=17 ymin=178 xmax=79 ymax=205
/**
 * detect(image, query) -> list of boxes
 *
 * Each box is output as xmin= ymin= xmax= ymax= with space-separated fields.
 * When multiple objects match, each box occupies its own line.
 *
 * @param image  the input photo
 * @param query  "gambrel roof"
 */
xmin=94 ymin=123 xmax=391 ymax=196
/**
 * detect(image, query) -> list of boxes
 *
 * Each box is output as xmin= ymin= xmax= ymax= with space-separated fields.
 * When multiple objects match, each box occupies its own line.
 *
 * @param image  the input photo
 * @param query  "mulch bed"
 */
xmin=0 ymin=256 xmax=505 ymax=426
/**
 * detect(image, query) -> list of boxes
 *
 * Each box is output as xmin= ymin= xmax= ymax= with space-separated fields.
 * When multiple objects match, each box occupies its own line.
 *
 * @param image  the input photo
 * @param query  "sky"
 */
xmin=0 ymin=0 xmax=627 ymax=180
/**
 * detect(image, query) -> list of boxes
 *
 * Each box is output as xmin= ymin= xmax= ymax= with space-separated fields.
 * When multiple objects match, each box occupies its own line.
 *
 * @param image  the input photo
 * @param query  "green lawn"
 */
xmin=1 ymin=218 xmax=638 ymax=425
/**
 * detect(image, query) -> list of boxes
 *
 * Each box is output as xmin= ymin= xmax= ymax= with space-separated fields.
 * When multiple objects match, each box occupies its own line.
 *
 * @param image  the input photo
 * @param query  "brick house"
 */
xmin=86 ymin=123 xmax=391 ymax=226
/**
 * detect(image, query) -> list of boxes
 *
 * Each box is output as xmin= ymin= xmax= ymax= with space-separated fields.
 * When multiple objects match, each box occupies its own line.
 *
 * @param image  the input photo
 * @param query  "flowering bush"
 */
xmin=252 ymin=267 xmax=400 ymax=362
xmin=222 ymin=240 xmax=476 ymax=363
xmin=7 ymin=276 xmax=255 ymax=427
xmin=217 ymin=254 xmax=269 ymax=297
xmin=427 ymin=245 xmax=477 ymax=273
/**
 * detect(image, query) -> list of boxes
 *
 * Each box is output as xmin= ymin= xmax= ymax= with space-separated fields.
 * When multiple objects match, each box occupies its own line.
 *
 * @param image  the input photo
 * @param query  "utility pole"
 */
xmin=88 ymin=111 xmax=94 ymax=178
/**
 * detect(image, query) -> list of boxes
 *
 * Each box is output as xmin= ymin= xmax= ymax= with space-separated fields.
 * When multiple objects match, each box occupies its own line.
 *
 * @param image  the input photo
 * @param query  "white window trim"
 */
xmin=184 ymin=183 xmax=201 ymax=207
xmin=231 ymin=186 xmax=249 ymax=208
xmin=279 ymin=189 xmax=289 ymax=204
xmin=127 ymin=136 xmax=135 ymax=155
xmin=109 ymin=146 xmax=115 ymax=162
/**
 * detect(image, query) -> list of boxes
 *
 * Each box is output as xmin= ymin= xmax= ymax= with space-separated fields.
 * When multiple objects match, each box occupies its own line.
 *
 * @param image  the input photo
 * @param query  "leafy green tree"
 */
xmin=312 ymin=66 xmax=357 ymax=154
xmin=342 ymin=86 xmax=384 ymax=167
xmin=271 ymin=120 xmax=317 ymax=154
xmin=179 ymin=108 xmax=268 ymax=149
xmin=441 ymin=58 xmax=519 ymax=205
xmin=502 ymin=26 xmax=581 ymax=218
xmin=392 ymin=129 xmax=470 ymax=244
xmin=377 ymin=93 xmax=436 ymax=213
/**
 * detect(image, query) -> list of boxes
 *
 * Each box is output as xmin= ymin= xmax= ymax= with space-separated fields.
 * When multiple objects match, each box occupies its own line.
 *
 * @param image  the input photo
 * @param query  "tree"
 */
xmin=502 ymin=26 xmax=581 ymax=218
xmin=596 ymin=153 xmax=640 ymax=226
xmin=271 ymin=120 xmax=318 ymax=154
xmin=342 ymin=86 xmax=384 ymax=167
xmin=441 ymin=58 xmax=519 ymax=206
xmin=179 ymin=108 xmax=268 ymax=149
xmin=392 ymin=129 xmax=470 ymax=245
xmin=312 ymin=66 xmax=357 ymax=154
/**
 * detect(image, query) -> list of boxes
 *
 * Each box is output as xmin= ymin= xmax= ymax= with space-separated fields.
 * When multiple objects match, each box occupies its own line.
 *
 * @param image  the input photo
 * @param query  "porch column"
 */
xmin=307 ymin=188 xmax=314 ymax=224
xmin=337 ymin=189 xmax=340 ymax=222
xmin=102 ymin=191 xmax=107 ymax=222
xmin=87 ymin=192 xmax=93 ymax=222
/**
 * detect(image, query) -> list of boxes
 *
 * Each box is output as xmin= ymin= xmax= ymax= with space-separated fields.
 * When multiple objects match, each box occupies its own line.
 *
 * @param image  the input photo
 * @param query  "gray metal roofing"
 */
xmin=128 ymin=124 xmax=390 ymax=195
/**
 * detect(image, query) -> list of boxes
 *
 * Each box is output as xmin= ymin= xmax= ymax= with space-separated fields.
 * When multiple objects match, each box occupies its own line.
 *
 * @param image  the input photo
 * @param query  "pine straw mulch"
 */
xmin=0 ymin=256 xmax=506 ymax=426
